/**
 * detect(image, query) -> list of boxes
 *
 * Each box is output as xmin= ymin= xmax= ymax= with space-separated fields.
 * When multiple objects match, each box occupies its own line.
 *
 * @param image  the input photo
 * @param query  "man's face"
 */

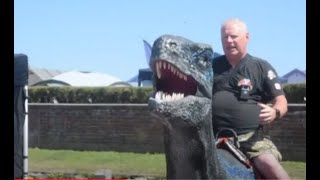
xmin=221 ymin=23 xmax=249 ymax=60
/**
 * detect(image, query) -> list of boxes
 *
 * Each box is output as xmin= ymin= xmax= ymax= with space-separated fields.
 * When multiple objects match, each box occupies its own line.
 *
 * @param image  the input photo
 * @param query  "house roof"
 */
xmin=281 ymin=68 xmax=306 ymax=79
xmin=29 ymin=67 xmax=64 ymax=85
xmin=29 ymin=67 xmax=63 ymax=80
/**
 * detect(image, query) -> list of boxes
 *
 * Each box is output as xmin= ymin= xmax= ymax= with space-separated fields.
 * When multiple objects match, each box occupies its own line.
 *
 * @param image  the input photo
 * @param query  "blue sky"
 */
xmin=14 ymin=0 xmax=306 ymax=81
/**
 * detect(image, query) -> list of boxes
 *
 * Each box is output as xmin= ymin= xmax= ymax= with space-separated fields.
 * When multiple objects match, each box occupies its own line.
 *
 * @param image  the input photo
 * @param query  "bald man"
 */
xmin=212 ymin=19 xmax=290 ymax=179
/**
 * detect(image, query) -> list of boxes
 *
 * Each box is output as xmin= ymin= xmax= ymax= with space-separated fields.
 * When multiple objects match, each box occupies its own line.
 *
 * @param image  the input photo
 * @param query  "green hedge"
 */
xmin=29 ymin=86 xmax=153 ymax=103
xmin=283 ymin=83 xmax=306 ymax=103
xmin=28 ymin=83 xmax=305 ymax=104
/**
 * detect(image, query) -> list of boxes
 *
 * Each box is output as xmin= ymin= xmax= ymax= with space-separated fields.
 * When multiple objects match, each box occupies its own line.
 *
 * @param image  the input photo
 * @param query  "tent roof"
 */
xmin=34 ymin=71 xmax=122 ymax=86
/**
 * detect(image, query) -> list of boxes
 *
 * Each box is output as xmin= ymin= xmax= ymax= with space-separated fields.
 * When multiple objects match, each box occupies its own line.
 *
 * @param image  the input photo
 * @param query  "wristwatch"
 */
xmin=274 ymin=108 xmax=281 ymax=120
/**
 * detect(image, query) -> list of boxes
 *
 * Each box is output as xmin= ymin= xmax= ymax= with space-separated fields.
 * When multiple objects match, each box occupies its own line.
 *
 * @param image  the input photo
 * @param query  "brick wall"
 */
xmin=264 ymin=104 xmax=306 ymax=161
xmin=28 ymin=103 xmax=306 ymax=161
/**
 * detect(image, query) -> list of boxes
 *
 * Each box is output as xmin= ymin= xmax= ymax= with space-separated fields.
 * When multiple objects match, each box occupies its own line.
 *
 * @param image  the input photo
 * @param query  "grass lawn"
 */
xmin=28 ymin=148 xmax=305 ymax=179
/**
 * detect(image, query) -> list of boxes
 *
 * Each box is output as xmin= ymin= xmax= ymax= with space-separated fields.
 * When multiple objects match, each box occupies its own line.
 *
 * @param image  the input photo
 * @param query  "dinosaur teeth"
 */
xmin=179 ymin=73 xmax=183 ymax=79
xmin=183 ymin=75 xmax=187 ymax=81
xmin=156 ymin=61 xmax=188 ymax=81
xmin=156 ymin=62 xmax=161 ymax=79
xmin=155 ymin=91 xmax=185 ymax=102
xmin=155 ymin=91 xmax=161 ymax=101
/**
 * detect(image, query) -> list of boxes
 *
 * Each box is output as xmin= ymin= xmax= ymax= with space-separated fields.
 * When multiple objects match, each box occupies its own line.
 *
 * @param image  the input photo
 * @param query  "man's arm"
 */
xmin=271 ymin=95 xmax=288 ymax=119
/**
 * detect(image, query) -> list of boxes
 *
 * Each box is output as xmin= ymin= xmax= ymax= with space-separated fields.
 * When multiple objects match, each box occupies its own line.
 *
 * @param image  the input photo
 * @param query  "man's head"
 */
xmin=220 ymin=18 xmax=249 ymax=64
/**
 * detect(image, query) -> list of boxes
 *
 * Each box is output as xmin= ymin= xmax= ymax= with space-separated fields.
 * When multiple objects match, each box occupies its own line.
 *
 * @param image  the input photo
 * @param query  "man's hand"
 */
xmin=257 ymin=103 xmax=277 ymax=125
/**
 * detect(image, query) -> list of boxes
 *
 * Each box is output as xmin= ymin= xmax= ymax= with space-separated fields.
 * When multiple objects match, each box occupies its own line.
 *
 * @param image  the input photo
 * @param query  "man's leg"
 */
xmin=238 ymin=130 xmax=291 ymax=179
xmin=252 ymin=153 xmax=290 ymax=179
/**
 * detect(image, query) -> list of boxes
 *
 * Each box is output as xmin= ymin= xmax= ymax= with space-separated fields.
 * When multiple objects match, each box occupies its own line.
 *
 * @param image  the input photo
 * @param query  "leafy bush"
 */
xmin=29 ymin=86 xmax=153 ymax=103
xmin=29 ymin=83 xmax=305 ymax=104
xmin=283 ymin=83 xmax=306 ymax=103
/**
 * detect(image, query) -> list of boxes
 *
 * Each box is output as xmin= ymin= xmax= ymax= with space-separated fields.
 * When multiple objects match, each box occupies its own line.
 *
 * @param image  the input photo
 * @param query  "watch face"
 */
xmin=275 ymin=109 xmax=280 ymax=119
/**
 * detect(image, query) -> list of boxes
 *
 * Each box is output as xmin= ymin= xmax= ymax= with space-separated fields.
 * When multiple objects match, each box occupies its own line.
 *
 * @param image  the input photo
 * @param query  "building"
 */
xmin=280 ymin=68 xmax=306 ymax=84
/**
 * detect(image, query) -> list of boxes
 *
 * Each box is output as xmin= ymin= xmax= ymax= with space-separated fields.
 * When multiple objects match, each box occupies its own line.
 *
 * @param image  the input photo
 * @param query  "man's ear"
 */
xmin=246 ymin=32 xmax=249 ymax=40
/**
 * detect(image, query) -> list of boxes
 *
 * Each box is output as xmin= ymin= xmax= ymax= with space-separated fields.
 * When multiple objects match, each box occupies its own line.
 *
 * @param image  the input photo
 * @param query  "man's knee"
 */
xmin=252 ymin=153 xmax=290 ymax=179
xmin=253 ymin=152 xmax=279 ymax=167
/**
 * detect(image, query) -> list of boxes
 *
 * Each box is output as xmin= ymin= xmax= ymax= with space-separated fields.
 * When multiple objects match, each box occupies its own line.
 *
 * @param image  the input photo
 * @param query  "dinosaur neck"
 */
xmin=160 ymin=99 xmax=229 ymax=179
xmin=198 ymin=113 xmax=230 ymax=179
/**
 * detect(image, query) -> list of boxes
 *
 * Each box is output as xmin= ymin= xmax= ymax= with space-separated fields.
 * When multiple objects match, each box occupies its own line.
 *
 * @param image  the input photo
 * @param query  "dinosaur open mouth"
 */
xmin=154 ymin=60 xmax=197 ymax=101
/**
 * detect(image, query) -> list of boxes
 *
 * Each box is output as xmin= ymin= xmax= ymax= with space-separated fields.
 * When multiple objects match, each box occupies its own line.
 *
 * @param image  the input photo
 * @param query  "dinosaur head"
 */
xmin=149 ymin=35 xmax=213 ymax=103
xmin=148 ymin=34 xmax=213 ymax=120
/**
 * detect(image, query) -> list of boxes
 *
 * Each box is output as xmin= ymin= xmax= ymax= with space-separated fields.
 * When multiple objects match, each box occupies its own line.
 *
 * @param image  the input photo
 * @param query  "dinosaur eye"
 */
xmin=198 ymin=58 xmax=208 ymax=67
xmin=169 ymin=42 xmax=177 ymax=48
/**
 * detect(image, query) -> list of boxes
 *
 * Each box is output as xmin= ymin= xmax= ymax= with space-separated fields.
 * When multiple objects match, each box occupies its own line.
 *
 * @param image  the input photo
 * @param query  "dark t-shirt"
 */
xmin=212 ymin=54 xmax=285 ymax=135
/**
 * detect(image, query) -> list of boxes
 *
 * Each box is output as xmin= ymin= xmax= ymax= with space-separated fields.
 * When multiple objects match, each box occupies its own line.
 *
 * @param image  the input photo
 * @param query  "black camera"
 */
xmin=239 ymin=85 xmax=251 ymax=100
